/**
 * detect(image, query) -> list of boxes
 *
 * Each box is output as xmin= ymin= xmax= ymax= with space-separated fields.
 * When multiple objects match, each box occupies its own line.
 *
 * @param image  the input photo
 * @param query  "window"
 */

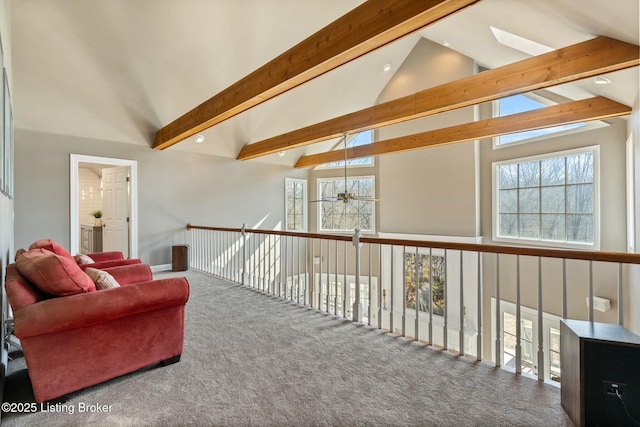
xmin=503 ymin=313 xmax=535 ymax=373
xmin=318 ymin=176 xmax=375 ymax=232
xmin=491 ymin=298 xmax=561 ymax=383
xmin=494 ymin=94 xmax=605 ymax=147
xmin=285 ymin=178 xmax=307 ymax=231
xmin=318 ymin=130 xmax=374 ymax=168
xmin=404 ymin=252 xmax=446 ymax=316
xmin=493 ymin=146 xmax=599 ymax=248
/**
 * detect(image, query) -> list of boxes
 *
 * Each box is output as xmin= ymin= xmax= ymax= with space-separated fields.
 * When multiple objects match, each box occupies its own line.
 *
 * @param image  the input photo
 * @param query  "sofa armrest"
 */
xmin=86 ymin=251 xmax=124 ymax=262
xmin=79 ymin=258 xmax=141 ymax=271
xmin=13 ymin=277 xmax=189 ymax=339
xmin=102 ymin=264 xmax=153 ymax=285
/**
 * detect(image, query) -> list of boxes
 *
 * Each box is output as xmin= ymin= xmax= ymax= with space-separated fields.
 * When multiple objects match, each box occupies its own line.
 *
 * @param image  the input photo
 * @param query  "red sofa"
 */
xmin=28 ymin=238 xmax=142 ymax=270
xmin=5 ymin=250 xmax=190 ymax=403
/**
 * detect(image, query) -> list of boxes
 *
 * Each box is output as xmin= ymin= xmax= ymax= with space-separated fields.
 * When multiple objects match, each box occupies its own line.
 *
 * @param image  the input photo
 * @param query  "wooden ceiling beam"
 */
xmin=294 ymin=96 xmax=630 ymax=168
xmin=152 ymin=0 xmax=480 ymax=150
xmin=239 ymin=36 xmax=640 ymax=160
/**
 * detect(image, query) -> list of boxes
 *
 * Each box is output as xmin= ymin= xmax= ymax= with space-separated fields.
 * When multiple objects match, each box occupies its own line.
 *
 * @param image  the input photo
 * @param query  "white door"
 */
xmin=102 ymin=166 xmax=130 ymax=257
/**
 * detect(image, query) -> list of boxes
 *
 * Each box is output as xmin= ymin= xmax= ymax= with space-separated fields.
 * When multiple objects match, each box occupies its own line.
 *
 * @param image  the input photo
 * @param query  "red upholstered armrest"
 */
xmin=86 ymin=251 xmax=124 ymax=262
xmin=79 ymin=259 xmax=141 ymax=271
xmin=102 ymin=264 xmax=152 ymax=285
xmin=13 ymin=277 xmax=190 ymax=339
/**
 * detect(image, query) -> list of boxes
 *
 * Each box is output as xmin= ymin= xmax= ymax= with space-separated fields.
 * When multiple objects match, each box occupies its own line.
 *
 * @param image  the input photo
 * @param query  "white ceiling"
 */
xmin=10 ymin=0 xmax=640 ymax=166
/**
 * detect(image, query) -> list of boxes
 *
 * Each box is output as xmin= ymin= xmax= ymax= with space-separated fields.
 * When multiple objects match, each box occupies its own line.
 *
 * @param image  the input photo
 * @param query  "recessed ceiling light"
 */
xmin=383 ymin=63 xmax=391 ymax=72
xmin=490 ymin=26 xmax=553 ymax=56
xmin=278 ymin=151 xmax=286 ymax=157
xmin=594 ymin=76 xmax=612 ymax=85
xmin=194 ymin=135 xmax=205 ymax=143
xmin=441 ymin=40 xmax=451 ymax=47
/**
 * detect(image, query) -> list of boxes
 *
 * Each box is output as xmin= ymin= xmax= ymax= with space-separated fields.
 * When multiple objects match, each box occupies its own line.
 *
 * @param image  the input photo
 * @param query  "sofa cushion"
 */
xmin=29 ymin=239 xmax=74 ymax=261
xmin=74 ymin=254 xmax=95 ymax=265
xmin=16 ymin=249 xmax=96 ymax=296
xmin=85 ymin=267 xmax=120 ymax=290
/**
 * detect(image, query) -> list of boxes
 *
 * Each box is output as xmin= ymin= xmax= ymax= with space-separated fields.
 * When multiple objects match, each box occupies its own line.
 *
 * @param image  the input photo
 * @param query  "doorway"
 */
xmin=70 ymin=154 xmax=138 ymax=258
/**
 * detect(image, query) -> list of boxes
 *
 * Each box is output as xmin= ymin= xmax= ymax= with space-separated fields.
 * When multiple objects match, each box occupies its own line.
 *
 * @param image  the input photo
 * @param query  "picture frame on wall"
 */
xmin=2 ymin=67 xmax=12 ymax=198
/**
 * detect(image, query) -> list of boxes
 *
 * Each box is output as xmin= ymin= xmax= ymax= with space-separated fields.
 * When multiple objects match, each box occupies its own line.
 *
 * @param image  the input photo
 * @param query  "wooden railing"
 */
xmin=186 ymin=223 xmax=640 ymax=384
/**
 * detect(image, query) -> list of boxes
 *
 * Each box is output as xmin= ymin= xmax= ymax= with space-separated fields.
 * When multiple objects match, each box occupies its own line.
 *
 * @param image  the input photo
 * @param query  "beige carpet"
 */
xmin=2 ymin=270 xmax=572 ymax=426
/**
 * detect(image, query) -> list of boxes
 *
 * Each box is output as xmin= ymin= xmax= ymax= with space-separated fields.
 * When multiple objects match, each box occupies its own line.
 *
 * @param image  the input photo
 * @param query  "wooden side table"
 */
xmin=172 ymin=245 xmax=188 ymax=272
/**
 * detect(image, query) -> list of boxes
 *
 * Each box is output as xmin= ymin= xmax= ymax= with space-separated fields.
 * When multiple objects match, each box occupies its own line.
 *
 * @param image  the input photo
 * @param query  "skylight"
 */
xmin=490 ymin=26 xmax=553 ymax=56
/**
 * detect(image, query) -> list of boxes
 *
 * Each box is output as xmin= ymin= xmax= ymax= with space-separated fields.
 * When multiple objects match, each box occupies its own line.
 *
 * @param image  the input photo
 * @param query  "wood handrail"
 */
xmin=186 ymin=224 xmax=640 ymax=264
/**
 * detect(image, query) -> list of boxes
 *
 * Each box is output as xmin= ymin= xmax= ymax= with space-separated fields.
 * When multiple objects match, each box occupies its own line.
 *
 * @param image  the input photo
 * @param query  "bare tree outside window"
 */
xmin=319 ymin=177 xmax=375 ymax=232
xmin=497 ymin=149 xmax=595 ymax=245
xmin=404 ymin=253 xmax=446 ymax=316
xmin=285 ymin=179 xmax=306 ymax=231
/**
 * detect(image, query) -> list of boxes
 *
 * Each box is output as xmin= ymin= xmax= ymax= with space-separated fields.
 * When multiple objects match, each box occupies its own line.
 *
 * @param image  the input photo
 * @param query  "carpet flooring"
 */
xmin=2 ymin=270 xmax=573 ymax=426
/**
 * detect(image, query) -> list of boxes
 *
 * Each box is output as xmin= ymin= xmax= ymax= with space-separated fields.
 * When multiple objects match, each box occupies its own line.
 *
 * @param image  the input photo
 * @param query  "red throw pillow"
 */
xmin=28 ymin=239 xmax=74 ymax=261
xmin=16 ymin=248 xmax=96 ymax=296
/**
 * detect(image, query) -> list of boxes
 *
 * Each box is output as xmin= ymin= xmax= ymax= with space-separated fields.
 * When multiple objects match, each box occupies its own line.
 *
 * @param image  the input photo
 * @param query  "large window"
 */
xmin=285 ymin=178 xmax=307 ymax=231
xmin=493 ymin=147 xmax=599 ymax=248
xmin=494 ymin=94 xmax=605 ymax=147
xmin=318 ymin=176 xmax=375 ymax=232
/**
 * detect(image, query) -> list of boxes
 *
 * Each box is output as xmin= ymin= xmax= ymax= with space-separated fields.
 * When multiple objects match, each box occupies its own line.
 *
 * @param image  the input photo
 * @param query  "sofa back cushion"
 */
xmin=28 ymin=239 xmax=74 ymax=261
xmin=5 ymin=264 xmax=50 ymax=311
xmin=16 ymin=249 xmax=96 ymax=296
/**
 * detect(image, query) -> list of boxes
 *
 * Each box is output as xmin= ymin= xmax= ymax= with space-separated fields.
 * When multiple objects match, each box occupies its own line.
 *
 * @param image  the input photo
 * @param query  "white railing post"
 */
xmin=618 ymin=263 xmax=624 ymax=325
xmin=477 ymin=251 xmax=482 ymax=362
xmin=537 ymin=257 xmax=544 ymax=381
xmin=588 ymin=261 xmax=594 ymax=322
xmin=495 ymin=254 xmax=501 ymax=367
xmin=241 ymin=224 xmax=247 ymax=286
xmin=352 ymin=228 xmax=363 ymax=323
xmin=415 ymin=246 xmax=421 ymax=342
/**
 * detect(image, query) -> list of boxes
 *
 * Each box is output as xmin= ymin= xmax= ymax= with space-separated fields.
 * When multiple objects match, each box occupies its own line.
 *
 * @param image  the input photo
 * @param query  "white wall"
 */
xmin=14 ymin=129 xmax=308 ymax=265
xmin=376 ymin=38 xmax=478 ymax=237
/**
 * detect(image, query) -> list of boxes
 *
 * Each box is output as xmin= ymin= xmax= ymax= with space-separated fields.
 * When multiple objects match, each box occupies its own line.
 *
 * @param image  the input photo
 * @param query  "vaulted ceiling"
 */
xmin=10 ymin=0 xmax=640 ymax=167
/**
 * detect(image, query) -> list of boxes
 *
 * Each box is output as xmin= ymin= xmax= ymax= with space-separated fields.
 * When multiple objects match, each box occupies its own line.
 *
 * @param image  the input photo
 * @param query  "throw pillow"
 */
xmin=16 ymin=248 xmax=96 ymax=296
xmin=75 ymin=254 xmax=95 ymax=265
xmin=85 ymin=267 xmax=121 ymax=290
xmin=28 ymin=239 xmax=74 ymax=260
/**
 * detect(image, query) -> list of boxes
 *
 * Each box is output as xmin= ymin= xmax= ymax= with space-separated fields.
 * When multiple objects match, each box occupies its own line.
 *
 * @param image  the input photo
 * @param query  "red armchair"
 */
xmin=5 ymin=250 xmax=190 ymax=403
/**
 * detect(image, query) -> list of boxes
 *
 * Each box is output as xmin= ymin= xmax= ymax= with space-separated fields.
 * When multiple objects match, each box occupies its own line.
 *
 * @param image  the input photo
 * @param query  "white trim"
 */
xmin=492 ymin=145 xmax=600 ymax=250
xmin=70 ymin=154 xmax=138 ymax=258
xmin=151 ymin=264 xmax=172 ymax=273
xmin=284 ymin=178 xmax=308 ymax=232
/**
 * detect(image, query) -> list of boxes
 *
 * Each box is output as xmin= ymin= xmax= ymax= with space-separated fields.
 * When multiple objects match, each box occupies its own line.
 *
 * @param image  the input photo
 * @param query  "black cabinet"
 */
xmin=561 ymin=319 xmax=640 ymax=426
